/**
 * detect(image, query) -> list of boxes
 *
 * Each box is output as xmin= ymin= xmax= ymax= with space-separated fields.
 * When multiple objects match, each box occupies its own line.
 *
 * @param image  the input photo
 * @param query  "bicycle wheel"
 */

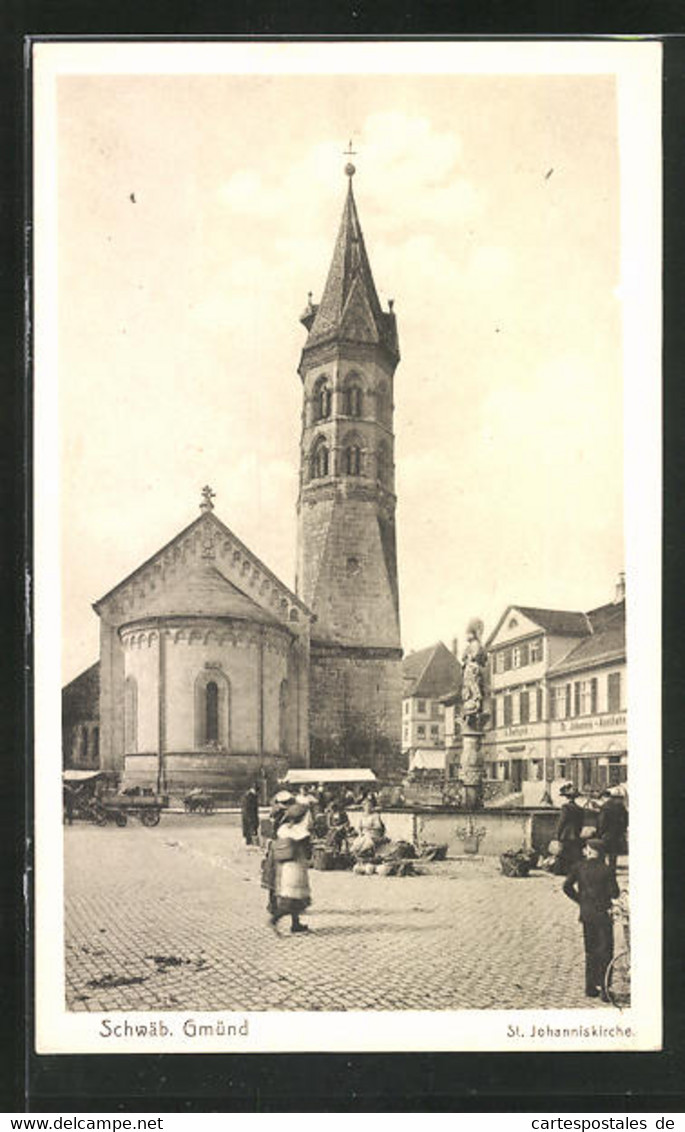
xmin=605 ymin=950 xmax=631 ymax=1008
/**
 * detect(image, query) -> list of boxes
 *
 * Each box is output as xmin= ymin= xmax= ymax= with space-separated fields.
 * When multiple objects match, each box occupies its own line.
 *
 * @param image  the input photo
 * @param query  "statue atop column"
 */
xmin=460 ymin=618 xmax=489 ymax=730
xmin=459 ymin=617 xmax=489 ymax=810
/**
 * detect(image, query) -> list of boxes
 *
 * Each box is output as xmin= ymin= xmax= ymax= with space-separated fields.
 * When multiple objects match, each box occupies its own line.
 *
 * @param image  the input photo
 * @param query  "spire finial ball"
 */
xmin=345 ymin=162 xmax=356 ymax=178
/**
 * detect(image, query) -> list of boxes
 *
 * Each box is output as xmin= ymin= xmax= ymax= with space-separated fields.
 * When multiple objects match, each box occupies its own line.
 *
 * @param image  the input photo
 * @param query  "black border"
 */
xmin=3 ymin=15 xmax=685 ymax=1114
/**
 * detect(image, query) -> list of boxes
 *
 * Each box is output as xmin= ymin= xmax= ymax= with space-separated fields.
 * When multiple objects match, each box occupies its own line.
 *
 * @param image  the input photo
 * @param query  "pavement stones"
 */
xmin=64 ymin=814 xmax=620 ymax=1013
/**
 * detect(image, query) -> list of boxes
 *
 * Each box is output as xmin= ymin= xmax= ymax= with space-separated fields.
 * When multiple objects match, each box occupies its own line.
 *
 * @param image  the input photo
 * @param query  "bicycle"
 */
xmin=604 ymin=888 xmax=630 ymax=1008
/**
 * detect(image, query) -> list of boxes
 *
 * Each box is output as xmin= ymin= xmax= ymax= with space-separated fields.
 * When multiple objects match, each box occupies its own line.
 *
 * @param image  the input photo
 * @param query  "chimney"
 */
xmin=614 ymin=571 xmax=626 ymax=603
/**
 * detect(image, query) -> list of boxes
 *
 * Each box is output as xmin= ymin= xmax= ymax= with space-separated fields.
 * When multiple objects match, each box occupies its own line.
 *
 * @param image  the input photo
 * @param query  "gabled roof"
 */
xmin=486 ymin=604 xmax=590 ymax=647
xmin=93 ymin=510 xmax=312 ymax=618
xmin=402 ymin=641 xmax=461 ymax=699
xmin=548 ymin=606 xmax=626 ymax=677
xmin=119 ymin=558 xmax=281 ymax=627
xmin=300 ymin=176 xmax=399 ymax=363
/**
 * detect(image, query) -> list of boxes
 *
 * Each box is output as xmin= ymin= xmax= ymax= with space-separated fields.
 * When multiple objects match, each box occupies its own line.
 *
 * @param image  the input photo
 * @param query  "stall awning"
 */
xmin=62 ymin=770 xmax=104 ymax=783
xmin=282 ymin=768 xmax=377 ymax=785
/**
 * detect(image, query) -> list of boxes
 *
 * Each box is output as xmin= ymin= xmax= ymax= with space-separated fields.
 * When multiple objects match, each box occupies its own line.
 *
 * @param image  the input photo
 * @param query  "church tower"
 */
xmin=296 ymin=163 xmax=403 ymax=778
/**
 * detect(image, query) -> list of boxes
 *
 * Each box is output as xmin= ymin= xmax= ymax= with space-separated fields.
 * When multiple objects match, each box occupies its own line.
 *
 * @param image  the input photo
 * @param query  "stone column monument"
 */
xmin=459 ymin=618 xmax=489 ymax=811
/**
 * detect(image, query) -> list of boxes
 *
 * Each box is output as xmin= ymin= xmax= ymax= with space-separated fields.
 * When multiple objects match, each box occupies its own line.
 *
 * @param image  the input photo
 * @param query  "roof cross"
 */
xmin=200 ymin=484 xmax=216 ymax=512
xmin=344 ymin=139 xmax=357 ymax=179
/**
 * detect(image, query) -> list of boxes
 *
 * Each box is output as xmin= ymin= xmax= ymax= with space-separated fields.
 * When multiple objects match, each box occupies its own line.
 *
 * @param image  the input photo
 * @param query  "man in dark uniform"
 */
xmin=563 ymin=837 xmax=619 ymax=999
xmin=556 ymin=782 xmax=584 ymax=875
xmin=241 ymin=783 xmax=260 ymax=846
xmin=596 ymin=787 xmax=628 ymax=874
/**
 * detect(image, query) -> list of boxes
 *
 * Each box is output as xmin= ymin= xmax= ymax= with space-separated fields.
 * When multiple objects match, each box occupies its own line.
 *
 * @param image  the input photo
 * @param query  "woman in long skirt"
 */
xmin=261 ymin=791 xmax=293 ymax=917
xmin=271 ymin=802 xmax=312 ymax=934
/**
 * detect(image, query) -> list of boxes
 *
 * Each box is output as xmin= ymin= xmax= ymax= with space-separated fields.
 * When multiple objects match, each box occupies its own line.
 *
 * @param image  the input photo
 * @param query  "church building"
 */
xmin=63 ymin=165 xmax=405 ymax=796
xmin=296 ymin=161 xmax=403 ymax=778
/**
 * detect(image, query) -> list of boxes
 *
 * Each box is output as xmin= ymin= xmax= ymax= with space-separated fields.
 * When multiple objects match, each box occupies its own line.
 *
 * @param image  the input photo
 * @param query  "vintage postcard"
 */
xmin=33 ymin=39 xmax=661 ymax=1053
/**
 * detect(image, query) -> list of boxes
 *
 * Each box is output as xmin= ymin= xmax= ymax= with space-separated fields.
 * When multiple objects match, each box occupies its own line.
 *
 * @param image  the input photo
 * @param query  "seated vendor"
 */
xmin=351 ymin=796 xmax=387 ymax=858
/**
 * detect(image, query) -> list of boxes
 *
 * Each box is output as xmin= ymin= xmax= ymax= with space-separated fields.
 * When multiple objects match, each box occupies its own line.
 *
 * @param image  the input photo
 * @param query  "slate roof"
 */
xmin=548 ymin=605 xmax=625 ymax=676
xmin=513 ymin=606 xmax=591 ymax=636
xmin=119 ymin=558 xmax=283 ymax=628
xmin=486 ymin=605 xmax=590 ymax=646
xmin=402 ymin=641 xmax=461 ymax=699
xmin=300 ymin=177 xmax=399 ymax=363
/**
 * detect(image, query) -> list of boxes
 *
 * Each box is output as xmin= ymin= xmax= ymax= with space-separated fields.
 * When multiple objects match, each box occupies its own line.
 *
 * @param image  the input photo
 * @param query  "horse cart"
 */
xmin=183 ymin=788 xmax=216 ymax=814
xmin=99 ymin=786 xmax=169 ymax=827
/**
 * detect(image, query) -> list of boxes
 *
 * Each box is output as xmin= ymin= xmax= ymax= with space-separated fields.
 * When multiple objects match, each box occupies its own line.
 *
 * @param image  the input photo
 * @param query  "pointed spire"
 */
xmin=300 ymin=169 xmax=399 ymax=362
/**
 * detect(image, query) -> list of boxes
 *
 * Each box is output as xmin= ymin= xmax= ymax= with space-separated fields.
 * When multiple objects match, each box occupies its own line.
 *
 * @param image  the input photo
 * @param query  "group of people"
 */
xmin=556 ymin=782 xmax=629 ymax=1002
xmin=556 ymin=782 xmax=628 ymax=875
xmin=240 ymin=782 xmax=388 ymax=936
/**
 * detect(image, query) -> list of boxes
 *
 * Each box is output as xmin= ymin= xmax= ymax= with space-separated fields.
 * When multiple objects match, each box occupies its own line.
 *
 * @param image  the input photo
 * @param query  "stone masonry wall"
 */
xmin=309 ymin=647 xmax=405 ymax=782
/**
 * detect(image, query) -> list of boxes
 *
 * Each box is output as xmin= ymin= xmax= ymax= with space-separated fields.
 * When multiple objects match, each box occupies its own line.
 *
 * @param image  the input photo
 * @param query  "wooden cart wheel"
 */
xmin=115 ymin=812 xmax=128 ymax=827
xmin=140 ymin=808 xmax=161 ymax=827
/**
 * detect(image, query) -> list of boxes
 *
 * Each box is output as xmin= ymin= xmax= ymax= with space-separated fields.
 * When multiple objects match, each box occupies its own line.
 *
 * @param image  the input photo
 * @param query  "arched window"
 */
xmin=343 ymin=443 xmax=362 ymax=476
xmin=342 ymin=376 xmax=363 ymax=418
xmin=205 ymin=681 xmax=219 ymax=743
xmin=279 ymin=679 xmax=289 ymax=755
xmin=313 ymin=377 xmax=331 ymax=421
xmin=376 ymin=441 xmax=389 ymax=485
xmin=310 ymin=437 xmax=329 ymax=479
xmin=124 ymin=676 xmax=138 ymax=753
xmin=195 ymin=668 xmax=231 ymax=749
xmin=376 ymin=380 xmax=390 ymax=424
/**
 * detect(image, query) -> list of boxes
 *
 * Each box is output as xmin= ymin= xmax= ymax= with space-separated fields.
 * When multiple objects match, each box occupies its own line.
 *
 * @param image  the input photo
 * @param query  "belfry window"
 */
xmin=205 ymin=681 xmax=219 ymax=743
xmin=376 ymin=442 xmax=389 ymax=485
xmin=343 ymin=445 xmax=361 ymax=476
xmin=313 ymin=378 xmax=332 ymax=421
xmin=310 ymin=438 xmax=329 ymax=479
xmin=343 ymin=383 xmax=362 ymax=417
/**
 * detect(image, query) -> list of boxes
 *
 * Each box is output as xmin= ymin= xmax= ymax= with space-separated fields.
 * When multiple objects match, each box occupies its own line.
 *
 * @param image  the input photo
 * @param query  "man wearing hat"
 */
xmin=563 ymin=838 xmax=620 ymax=1000
xmin=241 ymin=782 xmax=260 ymax=846
xmin=555 ymin=782 xmax=584 ymax=875
xmin=596 ymin=786 xmax=628 ymax=875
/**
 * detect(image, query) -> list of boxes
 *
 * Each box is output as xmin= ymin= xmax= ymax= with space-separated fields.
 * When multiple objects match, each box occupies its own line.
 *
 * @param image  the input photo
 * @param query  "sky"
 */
xmin=56 ymin=67 xmax=624 ymax=682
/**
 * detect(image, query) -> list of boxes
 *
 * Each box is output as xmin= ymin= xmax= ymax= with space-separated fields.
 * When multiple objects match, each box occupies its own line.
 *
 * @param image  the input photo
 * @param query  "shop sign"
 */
xmin=556 ymin=713 xmax=625 ymax=734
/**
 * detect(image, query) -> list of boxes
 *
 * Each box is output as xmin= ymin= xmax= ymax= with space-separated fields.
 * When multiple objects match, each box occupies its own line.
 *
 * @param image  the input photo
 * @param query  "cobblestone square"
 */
xmin=64 ymin=814 xmax=624 ymax=1013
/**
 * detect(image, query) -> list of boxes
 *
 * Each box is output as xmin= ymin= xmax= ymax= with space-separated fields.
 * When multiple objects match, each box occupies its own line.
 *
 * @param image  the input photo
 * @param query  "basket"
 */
xmin=311 ymin=845 xmax=336 ymax=871
xmin=500 ymin=851 xmax=532 ymax=878
xmin=273 ymin=837 xmax=295 ymax=863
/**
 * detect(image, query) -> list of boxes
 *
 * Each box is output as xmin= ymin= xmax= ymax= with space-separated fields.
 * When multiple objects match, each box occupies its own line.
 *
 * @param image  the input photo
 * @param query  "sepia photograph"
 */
xmin=33 ymin=40 xmax=661 ymax=1053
